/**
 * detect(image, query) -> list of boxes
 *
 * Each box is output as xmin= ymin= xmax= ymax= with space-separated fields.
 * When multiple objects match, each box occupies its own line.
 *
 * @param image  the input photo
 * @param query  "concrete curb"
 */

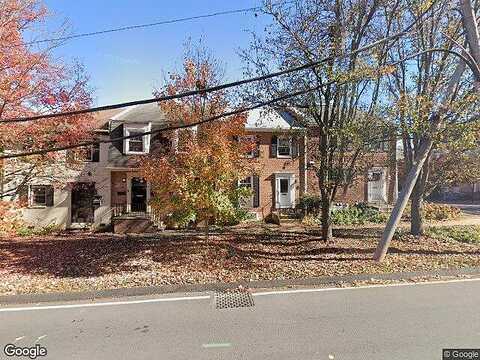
xmin=1 ymin=267 xmax=480 ymax=305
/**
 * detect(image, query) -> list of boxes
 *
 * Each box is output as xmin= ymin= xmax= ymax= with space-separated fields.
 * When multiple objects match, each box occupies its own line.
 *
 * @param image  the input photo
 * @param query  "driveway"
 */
xmin=449 ymin=203 xmax=480 ymax=216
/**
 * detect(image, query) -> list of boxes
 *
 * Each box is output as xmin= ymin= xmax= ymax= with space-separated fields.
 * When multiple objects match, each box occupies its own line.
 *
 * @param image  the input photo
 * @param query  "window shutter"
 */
xmin=292 ymin=138 xmax=299 ymax=158
xmin=45 ymin=186 xmax=54 ymax=207
xmin=271 ymin=135 xmax=277 ymax=158
xmin=253 ymin=175 xmax=260 ymax=208
xmin=255 ymin=140 xmax=261 ymax=157
xmin=92 ymin=144 xmax=100 ymax=162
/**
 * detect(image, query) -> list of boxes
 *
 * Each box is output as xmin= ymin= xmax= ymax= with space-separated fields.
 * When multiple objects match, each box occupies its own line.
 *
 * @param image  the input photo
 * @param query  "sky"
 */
xmin=41 ymin=0 xmax=272 ymax=105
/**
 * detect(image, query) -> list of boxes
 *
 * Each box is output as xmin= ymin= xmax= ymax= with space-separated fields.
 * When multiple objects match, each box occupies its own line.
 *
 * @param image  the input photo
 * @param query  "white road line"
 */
xmin=13 ymin=336 xmax=25 ymax=342
xmin=0 ymin=295 xmax=210 ymax=313
xmin=202 ymin=343 xmax=232 ymax=348
xmin=0 ymin=277 xmax=479 ymax=312
xmin=252 ymin=277 xmax=480 ymax=296
xmin=35 ymin=335 xmax=47 ymax=343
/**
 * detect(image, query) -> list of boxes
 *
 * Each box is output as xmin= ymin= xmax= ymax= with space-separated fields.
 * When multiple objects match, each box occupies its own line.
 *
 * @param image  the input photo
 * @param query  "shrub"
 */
xmin=218 ymin=207 xmax=256 ymax=226
xmin=402 ymin=202 xmax=461 ymax=221
xmin=426 ymin=226 xmax=480 ymax=244
xmin=16 ymin=223 xmax=62 ymax=237
xmin=302 ymin=203 xmax=388 ymax=226
xmin=301 ymin=214 xmax=321 ymax=226
xmin=423 ymin=203 xmax=462 ymax=221
xmin=331 ymin=204 xmax=388 ymax=225
xmin=298 ymin=194 xmax=321 ymax=215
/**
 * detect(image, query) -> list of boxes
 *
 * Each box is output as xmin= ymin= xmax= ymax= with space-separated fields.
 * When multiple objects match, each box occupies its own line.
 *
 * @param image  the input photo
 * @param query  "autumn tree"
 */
xmin=0 ymin=0 xmax=97 ymax=202
xmin=384 ymin=0 xmax=480 ymax=235
xmin=242 ymin=0 xmax=398 ymax=241
xmin=427 ymin=124 xmax=480 ymax=198
xmin=141 ymin=49 xmax=255 ymax=230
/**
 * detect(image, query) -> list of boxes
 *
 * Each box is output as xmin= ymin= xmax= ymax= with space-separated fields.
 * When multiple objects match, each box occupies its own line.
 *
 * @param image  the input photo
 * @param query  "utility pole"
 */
xmin=374 ymin=0 xmax=480 ymax=262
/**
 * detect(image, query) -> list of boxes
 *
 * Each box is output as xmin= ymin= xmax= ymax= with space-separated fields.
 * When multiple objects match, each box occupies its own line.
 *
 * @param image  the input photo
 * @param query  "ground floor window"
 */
xmin=29 ymin=185 xmax=54 ymax=207
xmin=238 ymin=176 xmax=259 ymax=208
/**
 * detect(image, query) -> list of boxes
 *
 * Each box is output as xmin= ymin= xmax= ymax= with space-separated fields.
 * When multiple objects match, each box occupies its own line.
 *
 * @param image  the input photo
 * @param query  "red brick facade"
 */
xmin=244 ymin=131 xmax=398 ymax=218
xmin=244 ymin=131 xmax=306 ymax=218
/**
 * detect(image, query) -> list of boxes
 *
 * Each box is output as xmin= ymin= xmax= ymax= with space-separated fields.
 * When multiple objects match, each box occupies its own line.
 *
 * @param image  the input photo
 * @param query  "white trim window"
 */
xmin=124 ymin=123 xmax=151 ymax=155
xmin=238 ymin=176 xmax=254 ymax=208
xmin=241 ymin=135 xmax=258 ymax=158
xmin=83 ymin=143 xmax=100 ymax=162
xmin=239 ymin=176 xmax=253 ymax=189
xmin=28 ymin=185 xmax=54 ymax=207
xmin=277 ymin=136 xmax=292 ymax=157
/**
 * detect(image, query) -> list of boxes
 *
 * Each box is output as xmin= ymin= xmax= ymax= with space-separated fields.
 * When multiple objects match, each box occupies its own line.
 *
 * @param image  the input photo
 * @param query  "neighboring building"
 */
xmin=1 ymin=104 xmax=398 ymax=232
xmin=433 ymin=182 xmax=480 ymax=202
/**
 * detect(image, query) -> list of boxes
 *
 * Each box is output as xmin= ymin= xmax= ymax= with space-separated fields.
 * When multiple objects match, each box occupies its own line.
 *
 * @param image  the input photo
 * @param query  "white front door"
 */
xmin=276 ymin=174 xmax=295 ymax=208
xmin=367 ymin=167 xmax=387 ymax=203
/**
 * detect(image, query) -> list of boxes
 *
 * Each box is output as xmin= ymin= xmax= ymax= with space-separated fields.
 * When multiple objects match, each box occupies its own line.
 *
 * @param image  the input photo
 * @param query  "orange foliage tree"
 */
xmin=141 ymin=52 xmax=256 ymax=228
xmin=0 ymin=0 xmax=97 ymax=203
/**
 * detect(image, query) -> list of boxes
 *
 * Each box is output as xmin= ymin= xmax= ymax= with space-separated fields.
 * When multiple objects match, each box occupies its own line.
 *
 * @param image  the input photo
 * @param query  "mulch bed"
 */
xmin=0 ymin=226 xmax=479 ymax=295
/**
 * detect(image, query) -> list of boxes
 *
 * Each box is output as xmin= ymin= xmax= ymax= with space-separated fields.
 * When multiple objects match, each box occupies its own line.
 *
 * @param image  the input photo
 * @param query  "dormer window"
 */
xmin=124 ymin=123 xmax=151 ymax=155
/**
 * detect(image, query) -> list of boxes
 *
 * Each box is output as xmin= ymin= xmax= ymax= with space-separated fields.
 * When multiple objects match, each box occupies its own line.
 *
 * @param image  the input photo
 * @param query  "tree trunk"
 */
xmin=410 ymin=185 xmax=424 ymax=235
xmin=320 ymin=196 xmax=333 ymax=242
xmin=410 ymin=156 xmax=430 ymax=235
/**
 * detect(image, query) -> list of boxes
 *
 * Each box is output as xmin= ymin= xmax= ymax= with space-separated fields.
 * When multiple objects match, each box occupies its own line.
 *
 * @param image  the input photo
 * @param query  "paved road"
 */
xmin=452 ymin=203 xmax=480 ymax=216
xmin=1 ymin=280 xmax=480 ymax=360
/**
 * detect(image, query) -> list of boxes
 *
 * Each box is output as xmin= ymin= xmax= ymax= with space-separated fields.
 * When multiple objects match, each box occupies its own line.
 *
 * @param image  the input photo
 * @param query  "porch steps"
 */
xmin=112 ymin=215 xmax=162 ymax=234
xmin=278 ymin=210 xmax=301 ymax=224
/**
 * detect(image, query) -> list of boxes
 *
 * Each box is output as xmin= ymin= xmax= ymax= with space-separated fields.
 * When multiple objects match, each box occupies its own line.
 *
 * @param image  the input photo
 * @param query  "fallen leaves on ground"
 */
xmin=0 ymin=225 xmax=479 ymax=295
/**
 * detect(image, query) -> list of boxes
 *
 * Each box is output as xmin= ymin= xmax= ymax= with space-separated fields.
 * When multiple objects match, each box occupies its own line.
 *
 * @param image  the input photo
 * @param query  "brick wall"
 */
xmin=245 ymin=131 xmax=305 ymax=218
xmin=305 ymin=136 xmax=398 ymax=204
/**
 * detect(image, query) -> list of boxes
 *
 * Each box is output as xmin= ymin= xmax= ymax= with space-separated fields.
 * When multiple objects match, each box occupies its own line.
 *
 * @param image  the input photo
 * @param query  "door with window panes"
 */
xmin=275 ymin=174 xmax=294 ymax=208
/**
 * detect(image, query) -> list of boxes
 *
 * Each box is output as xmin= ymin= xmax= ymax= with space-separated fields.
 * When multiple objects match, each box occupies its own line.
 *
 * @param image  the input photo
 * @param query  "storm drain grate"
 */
xmin=214 ymin=290 xmax=255 ymax=309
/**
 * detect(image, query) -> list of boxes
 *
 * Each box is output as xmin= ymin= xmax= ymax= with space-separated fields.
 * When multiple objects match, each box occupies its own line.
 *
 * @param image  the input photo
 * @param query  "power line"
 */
xmin=0 ymin=85 xmax=323 ymax=160
xmin=0 ymin=20 xmax=425 ymax=125
xmin=15 ymin=3 xmax=292 ymax=48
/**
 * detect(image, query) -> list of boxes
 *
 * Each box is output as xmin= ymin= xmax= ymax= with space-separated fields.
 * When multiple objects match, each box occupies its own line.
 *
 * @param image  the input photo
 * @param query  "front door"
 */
xmin=131 ymin=177 xmax=147 ymax=212
xmin=367 ymin=168 xmax=387 ymax=203
xmin=276 ymin=174 xmax=294 ymax=208
xmin=71 ymin=182 xmax=95 ymax=224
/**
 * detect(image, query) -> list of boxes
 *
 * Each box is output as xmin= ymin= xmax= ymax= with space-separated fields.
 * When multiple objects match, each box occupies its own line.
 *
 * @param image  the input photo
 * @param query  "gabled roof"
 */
xmin=110 ymin=103 xmax=167 ymax=124
xmin=93 ymin=103 xmax=168 ymax=131
xmin=95 ymin=103 xmax=303 ymax=132
xmin=245 ymin=107 xmax=303 ymax=131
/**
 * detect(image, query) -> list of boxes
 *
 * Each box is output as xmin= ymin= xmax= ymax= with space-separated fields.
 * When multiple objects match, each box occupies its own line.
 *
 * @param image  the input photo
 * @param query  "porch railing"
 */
xmin=111 ymin=203 xmax=164 ymax=229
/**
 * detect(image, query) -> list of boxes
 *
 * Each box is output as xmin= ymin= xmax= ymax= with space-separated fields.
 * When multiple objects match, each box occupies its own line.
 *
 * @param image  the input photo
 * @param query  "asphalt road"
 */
xmin=1 ymin=279 xmax=480 ymax=360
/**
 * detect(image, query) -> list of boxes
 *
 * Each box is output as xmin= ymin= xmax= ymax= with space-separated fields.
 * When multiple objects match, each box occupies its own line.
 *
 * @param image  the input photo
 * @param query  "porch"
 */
xmin=110 ymin=171 xmax=162 ymax=233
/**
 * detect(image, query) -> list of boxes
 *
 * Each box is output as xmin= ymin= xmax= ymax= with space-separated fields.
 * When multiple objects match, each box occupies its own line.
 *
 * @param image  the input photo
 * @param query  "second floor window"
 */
xmin=124 ymin=123 xmax=151 ymax=155
xmin=277 ymin=137 xmax=292 ymax=157
xmin=84 ymin=143 xmax=100 ymax=162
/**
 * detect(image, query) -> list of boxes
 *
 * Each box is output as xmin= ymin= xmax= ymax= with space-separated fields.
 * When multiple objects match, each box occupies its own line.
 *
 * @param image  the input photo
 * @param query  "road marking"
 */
xmin=1 ymin=277 xmax=479 ymax=312
xmin=14 ymin=336 xmax=25 ymax=342
xmin=253 ymin=277 xmax=480 ymax=296
xmin=35 ymin=335 xmax=47 ymax=343
xmin=0 ymin=295 xmax=210 ymax=313
xmin=202 ymin=343 xmax=232 ymax=348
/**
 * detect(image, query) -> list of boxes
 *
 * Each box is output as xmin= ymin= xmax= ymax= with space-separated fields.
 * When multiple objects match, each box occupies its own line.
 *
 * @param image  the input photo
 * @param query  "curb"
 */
xmin=1 ymin=267 xmax=480 ymax=305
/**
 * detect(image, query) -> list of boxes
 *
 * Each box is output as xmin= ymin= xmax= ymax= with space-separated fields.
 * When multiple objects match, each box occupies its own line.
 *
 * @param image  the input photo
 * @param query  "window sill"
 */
xmin=27 ymin=205 xmax=48 ymax=209
xmin=125 ymin=151 xmax=149 ymax=155
xmin=277 ymin=155 xmax=292 ymax=159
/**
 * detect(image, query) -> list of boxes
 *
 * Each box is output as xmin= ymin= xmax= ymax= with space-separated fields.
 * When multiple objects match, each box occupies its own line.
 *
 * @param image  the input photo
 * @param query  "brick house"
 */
xmin=1 ymin=104 xmax=398 ymax=232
